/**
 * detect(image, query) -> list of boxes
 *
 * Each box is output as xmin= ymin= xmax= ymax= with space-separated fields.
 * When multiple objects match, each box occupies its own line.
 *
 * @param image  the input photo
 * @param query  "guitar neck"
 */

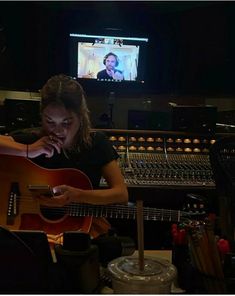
xmin=67 ymin=203 xmax=187 ymax=222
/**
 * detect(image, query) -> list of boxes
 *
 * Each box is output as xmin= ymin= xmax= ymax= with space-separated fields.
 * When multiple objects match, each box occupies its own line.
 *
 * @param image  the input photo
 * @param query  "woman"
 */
xmin=1 ymin=74 xmax=128 ymax=238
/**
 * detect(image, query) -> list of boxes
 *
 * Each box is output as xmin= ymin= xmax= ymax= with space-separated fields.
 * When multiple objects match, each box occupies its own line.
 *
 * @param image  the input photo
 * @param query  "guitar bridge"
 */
xmin=7 ymin=182 xmax=20 ymax=225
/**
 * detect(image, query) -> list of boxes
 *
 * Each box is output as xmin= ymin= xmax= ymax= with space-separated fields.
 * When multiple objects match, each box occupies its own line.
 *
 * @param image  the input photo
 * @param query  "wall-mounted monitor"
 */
xmin=69 ymin=33 xmax=148 ymax=86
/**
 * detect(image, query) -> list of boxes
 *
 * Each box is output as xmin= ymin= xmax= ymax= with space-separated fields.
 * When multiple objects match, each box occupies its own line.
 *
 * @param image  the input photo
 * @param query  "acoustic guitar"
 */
xmin=0 ymin=154 xmax=196 ymax=243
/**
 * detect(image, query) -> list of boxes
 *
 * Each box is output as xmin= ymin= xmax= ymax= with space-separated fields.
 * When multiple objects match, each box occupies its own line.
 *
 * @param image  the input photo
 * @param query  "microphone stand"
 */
xmin=107 ymin=92 xmax=115 ymax=128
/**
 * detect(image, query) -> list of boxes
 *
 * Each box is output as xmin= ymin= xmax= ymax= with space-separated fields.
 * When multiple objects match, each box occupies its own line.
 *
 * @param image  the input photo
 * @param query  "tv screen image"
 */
xmin=69 ymin=33 xmax=148 ymax=83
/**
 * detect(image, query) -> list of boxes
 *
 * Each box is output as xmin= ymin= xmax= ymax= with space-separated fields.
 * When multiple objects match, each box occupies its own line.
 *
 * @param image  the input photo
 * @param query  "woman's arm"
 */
xmin=0 ymin=135 xmax=27 ymax=156
xmin=41 ymin=160 xmax=129 ymax=206
xmin=0 ymin=135 xmax=63 ymax=158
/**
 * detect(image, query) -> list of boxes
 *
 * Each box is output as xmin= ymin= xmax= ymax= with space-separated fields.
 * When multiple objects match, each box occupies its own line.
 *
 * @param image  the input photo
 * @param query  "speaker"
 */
xmin=103 ymin=52 xmax=119 ymax=67
xmin=4 ymin=98 xmax=41 ymax=131
xmin=128 ymin=110 xmax=172 ymax=131
xmin=0 ymin=228 xmax=53 ymax=293
xmin=54 ymin=231 xmax=100 ymax=293
xmin=172 ymin=105 xmax=217 ymax=133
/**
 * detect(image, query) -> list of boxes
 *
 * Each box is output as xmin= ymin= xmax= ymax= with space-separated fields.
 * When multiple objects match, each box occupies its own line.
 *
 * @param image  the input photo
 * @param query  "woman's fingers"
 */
xmin=44 ymin=135 xmax=63 ymax=154
xmin=28 ymin=135 xmax=64 ymax=158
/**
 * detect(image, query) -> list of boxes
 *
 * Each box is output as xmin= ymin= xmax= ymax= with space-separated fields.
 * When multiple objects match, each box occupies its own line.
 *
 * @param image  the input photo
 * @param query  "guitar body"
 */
xmin=0 ymin=155 xmax=197 ymax=242
xmin=0 ymin=154 xmax=94 ymax=236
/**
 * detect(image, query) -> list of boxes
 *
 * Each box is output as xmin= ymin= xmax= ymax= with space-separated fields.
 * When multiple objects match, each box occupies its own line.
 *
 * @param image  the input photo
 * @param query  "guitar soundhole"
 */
xmin=40 ymin=207 xmax=65 ymax=221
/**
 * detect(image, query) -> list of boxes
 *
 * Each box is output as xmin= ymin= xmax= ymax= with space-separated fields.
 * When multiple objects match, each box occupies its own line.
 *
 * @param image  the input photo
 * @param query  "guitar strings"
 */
xmin=11 ymin=196 xmax=186 ymax=222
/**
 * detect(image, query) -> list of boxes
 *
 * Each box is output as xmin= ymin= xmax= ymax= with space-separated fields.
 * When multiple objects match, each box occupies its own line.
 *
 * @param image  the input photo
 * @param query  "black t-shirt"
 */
xmin=11 ymin=129 xmax=119 ymax=189
xmin=97 ymin=69 xmax=122 ymax=80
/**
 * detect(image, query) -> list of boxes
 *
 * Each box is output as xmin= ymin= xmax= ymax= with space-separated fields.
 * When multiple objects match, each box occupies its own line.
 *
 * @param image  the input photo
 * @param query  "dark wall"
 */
xmin=0 ymin=1 xmax=234 ymax=96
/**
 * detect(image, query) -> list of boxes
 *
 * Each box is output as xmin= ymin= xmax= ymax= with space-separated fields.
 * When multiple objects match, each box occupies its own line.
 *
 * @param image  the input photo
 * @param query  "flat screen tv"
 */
xmin=69 ymin=33 xmax=148 ymax=87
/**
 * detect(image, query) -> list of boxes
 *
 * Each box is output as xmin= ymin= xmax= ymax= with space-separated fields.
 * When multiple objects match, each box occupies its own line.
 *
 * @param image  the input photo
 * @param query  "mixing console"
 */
xmin=120 ymin=152 xmax=214 ymax=187
xmin=97 ymin=129 xmax=234 ymax=189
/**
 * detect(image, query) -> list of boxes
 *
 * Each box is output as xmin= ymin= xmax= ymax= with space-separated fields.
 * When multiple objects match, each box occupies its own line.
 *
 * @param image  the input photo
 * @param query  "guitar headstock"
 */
xmin=182 ymin=193 xmax=207 ymax=219
xmin=172 ymin=194 xmax=208 ymax=245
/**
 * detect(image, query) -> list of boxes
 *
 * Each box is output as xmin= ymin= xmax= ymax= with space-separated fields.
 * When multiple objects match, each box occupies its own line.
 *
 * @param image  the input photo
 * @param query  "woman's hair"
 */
xmin=40 ymin=74 xmax=92 ymax=149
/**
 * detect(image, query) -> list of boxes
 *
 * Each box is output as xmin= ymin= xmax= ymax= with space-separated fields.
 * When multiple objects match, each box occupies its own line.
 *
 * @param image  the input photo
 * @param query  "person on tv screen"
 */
xmin=97 ymin=52 xmax=124 ymax=81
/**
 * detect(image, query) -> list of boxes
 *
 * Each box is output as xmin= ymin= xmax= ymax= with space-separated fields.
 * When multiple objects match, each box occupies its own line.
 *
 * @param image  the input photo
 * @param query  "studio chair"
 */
xmin=209 ymin=136 xmax=235 ymax=242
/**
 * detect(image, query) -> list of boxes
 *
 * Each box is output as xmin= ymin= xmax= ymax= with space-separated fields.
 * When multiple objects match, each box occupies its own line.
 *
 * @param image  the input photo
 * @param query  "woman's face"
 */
xmin=42 ymin=104 xmax=80 ymax=148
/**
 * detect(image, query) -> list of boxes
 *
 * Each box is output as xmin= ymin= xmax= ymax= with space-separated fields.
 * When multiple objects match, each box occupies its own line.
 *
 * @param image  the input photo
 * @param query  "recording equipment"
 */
xmin=54 ymin=231 xmax=100 ymax=293
xmin=102 ymin=129 xmax=220 ymax=189
xmin=92 ymin=233 xmax=136 ymax=266
xmin=63 ymin=231 xmax=91 ymax=251
xmin=172 ymin=105 xmax=217 ymax=133
xmin=0 ymin=227 xmax=53 ymax=293
xmin=128 ymin=110 xmax=172 ymax=131
xmin=119 ymin=152 xmax=214 ymax=188
xmin=4 ymin=98 xmax=41 ymax=132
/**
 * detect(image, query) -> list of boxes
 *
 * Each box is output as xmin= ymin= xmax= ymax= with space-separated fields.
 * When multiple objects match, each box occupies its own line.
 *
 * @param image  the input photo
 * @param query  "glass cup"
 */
xmin=108 ymin=255 xmax=177 ymax=294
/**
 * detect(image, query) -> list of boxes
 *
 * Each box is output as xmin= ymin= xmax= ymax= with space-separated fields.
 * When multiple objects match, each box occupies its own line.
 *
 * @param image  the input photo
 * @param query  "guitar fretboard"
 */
xmin=67 ymin=203 xmax=187 ymax=222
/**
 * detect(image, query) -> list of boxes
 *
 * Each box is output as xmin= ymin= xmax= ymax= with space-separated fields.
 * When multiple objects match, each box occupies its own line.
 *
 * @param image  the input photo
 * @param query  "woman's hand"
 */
xmin=37 ymin=185 xmax=82 ymax=207
xmin=28 ymin=135 xmax=63 ymax=158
